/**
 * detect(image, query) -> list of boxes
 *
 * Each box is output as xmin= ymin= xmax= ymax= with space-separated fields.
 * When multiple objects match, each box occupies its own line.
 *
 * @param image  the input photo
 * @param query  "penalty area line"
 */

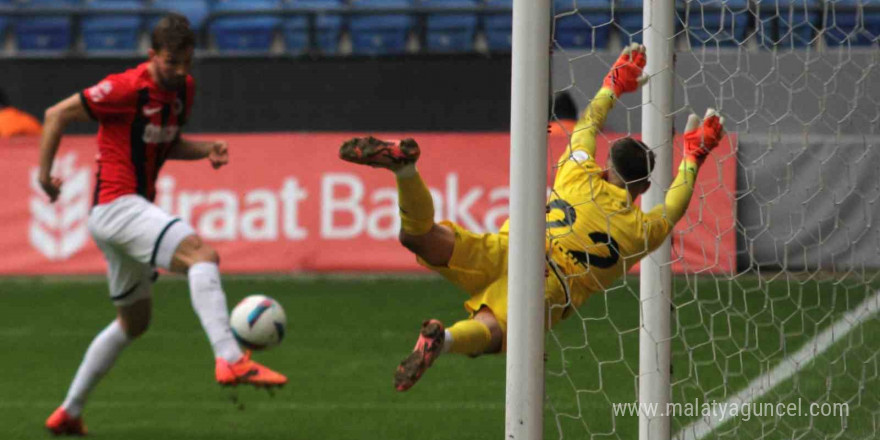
xmin=675 ymin=289 xmax=880 ymax=440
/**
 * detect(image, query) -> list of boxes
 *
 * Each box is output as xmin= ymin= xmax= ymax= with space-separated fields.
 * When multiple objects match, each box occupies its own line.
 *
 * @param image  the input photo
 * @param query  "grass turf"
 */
xmin=0 ymin=274 xmax=876 ymax=439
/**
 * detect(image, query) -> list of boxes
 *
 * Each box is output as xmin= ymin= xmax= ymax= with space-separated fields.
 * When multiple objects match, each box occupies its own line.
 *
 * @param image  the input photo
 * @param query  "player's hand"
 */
xmin=603 ymin=43 xmax=648 ymax=97
xmin=683 ymin=108 xmax=725 ymax=166
xmin=208 ymin=140 xmax=229 ymax=169
xmin=39 ymin=176 xmax=63 ymax=203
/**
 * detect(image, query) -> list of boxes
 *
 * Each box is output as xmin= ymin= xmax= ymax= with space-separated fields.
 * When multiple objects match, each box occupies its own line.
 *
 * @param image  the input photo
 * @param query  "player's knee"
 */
xmin=118 ymin=315 xmax=150 ymax=339
xmin=481 ymin=321 xmax=504 ymax=354
xmin=126 ymin=319 xmax=150 ymax=339
xmin=486 ymin=325 xmax=504 ymax=354
xmin=198 ymin=246 xmax=220 ymax=265
xmin=474 ymin=309 xmax=505 ymax=354
xmin=180 ymin=235 xmax=220 ymax=266
xmin=398 ymin=230 xmax=423 ymax=254
xmin=400 ymin=229 xmax=452 ymax=266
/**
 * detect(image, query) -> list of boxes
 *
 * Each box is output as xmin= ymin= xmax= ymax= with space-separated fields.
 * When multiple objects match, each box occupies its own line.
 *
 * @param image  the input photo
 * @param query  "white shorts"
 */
xmin=88 ymin=194 xmax=196 ymax=306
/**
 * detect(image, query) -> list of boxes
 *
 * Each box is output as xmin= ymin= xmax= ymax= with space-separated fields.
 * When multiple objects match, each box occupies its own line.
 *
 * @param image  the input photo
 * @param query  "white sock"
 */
xmin=62 ymin=320 xmax=130 ymax=418
xmin=442 ymin=329 xmax=453 ymax=354
xmin=394 ymin=163 xmax=417 ymax=178
xmin=188 ymin=262 xmax=243 ymax=363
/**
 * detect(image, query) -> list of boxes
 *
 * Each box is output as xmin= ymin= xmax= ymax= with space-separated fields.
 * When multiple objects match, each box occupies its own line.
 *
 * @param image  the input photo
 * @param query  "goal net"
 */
xmin=540 ymin=1 xmax=880 ymax=439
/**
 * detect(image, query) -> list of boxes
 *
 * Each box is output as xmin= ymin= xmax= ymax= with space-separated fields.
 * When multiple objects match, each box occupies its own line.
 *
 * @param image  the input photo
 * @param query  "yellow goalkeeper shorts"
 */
xmin=417 ymin=221 xmax=573 ymax=335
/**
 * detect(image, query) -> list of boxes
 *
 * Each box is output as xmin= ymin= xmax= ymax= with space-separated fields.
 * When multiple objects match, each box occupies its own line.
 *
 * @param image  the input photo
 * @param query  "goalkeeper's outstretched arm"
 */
xmin=564 ymin=43 xmax=647 ymax=161
xmin=644 ymin=109 xmax=726 ymax=245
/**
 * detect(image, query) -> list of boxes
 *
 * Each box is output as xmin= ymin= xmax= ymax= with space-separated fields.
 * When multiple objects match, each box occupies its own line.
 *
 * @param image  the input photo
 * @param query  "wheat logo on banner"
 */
xmin=29 ymin=153 xmax=91 ymax=260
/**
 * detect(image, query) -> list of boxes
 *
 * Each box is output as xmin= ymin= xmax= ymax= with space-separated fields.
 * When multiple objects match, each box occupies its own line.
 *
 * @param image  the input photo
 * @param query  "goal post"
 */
xmin=639 ymin=1 xmax=676 ymax=440
xmin=505 ymin=0 xmax=551 ymax=439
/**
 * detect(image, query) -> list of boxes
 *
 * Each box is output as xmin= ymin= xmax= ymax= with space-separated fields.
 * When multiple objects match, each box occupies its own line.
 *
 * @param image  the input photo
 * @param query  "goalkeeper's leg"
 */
xmin=394 ymin=308 xmax=504 ymax=391
xmin=339 ymin=136 xmax=455 ymax=266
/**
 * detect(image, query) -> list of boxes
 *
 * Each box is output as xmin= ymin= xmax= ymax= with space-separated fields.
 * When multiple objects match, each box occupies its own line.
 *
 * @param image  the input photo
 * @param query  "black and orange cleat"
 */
xmin=46 ymin=407 xmax=87 ymax=436
xmin=394 ymin=319 xmax=445 ymax=392
xmin=215 ymin=351 xmax=287 ymax=388
xmin=339 ymin=136 xmax=420 ymax=170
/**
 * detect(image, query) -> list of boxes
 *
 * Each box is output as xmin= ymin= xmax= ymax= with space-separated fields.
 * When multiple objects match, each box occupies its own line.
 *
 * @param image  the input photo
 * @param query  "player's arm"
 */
xmin=566 ymin=43 xmax=647 ymax=161
xmin=38 ymin=93 xmax=91 ymax=202
xmin=644 ymin=109 xmax=726 ymax=246
xmin=167 ymin=138 xmax=229 ymax=169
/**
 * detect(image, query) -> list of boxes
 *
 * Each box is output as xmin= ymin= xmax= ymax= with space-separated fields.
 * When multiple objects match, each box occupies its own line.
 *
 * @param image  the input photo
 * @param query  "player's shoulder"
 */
xmin=569 ymin=149 xmax=592 ymax=164
xmin=108 ymin=62 xmax=149 ymax=87
xmin=563 ymin=149 xmax=602 ymax=177
xmin=90 ymin=63 xmax=146 ymax=99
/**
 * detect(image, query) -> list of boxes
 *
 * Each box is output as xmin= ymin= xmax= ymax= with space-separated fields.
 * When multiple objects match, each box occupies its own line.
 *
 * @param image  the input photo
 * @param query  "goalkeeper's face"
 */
xmin=149 ymin=47 xmax=194 ymax=90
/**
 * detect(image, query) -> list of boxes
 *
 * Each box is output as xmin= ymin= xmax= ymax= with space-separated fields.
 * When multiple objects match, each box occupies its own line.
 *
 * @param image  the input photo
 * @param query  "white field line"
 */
xmin=675 ymin=289 xmax=880 ymax=440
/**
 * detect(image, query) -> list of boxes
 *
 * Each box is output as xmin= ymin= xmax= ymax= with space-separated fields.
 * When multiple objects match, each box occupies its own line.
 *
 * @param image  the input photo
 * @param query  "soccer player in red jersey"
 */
xmin=37 ymin=14 xmax=287 ymax=436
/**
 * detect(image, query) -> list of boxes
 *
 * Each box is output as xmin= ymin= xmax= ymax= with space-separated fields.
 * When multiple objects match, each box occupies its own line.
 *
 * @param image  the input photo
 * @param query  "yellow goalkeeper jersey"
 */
xmin=500 ymin=87 xmax=697 ymax=313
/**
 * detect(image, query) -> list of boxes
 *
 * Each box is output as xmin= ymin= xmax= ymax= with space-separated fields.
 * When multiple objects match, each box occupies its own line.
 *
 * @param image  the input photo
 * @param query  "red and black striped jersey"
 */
xmin=80 ymin=62 xmax=194 ymax=205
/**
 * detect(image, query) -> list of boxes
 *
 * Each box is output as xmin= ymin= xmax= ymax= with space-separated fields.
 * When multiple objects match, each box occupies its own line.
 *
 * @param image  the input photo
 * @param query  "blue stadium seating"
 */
xmin=151 ymin=0 xmax=211 ymax=32
xmin=779 ymin=0 xmax=821 ymax=46
xmin=685 ymin=0 xmax=749 ymax=47
xmin=210 ymin=0 xmax=282 ymax=53
xmin=0 ymin=0 xmax=11 ymax=37
xmin=825 ymin=0 xmax=879 ymax=46
xmin=758 ymin=0 xmax=821 ymax=47
xmin=616 ymin=0 xmax=643 ymax=43
xmin=82 ymin=0 xmax=143 ymax=52
xmin=283 ymin=0 xmax=343 ymax=55
xmin=349 ymin=0 xmax=413 ymax=55
xmin=282 ymin=15 xmax=308 ymax=53
xmin=15 ymin=0 xmax=79 ymax=52
xmin=554 ymin=0 xmax=611 ymax=49
xmin=483 ymin=0 xmax=511 ymax=51
xmin=422 ymin=0 xmax=478 ymax=53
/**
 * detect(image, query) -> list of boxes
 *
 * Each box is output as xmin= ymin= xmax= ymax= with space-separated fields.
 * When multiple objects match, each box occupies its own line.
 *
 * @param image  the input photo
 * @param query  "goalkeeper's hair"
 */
xmin=551 ymin=92 xmax=578 ymax=121
xmin=610 ymin=138 xmax=655 ymax=185
xmin=151 ymin=13 xmax=195 ymax=53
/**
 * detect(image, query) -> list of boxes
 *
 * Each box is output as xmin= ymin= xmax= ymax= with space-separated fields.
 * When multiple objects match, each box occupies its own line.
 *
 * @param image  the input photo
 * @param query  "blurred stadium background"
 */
xmin=0 ymin=1 xmax=879 ymax=439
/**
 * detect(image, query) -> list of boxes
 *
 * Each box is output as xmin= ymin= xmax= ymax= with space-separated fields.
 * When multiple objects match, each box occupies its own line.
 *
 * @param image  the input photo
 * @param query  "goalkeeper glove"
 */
xmin=603 ymin=43 xmax=648 ymax=97
xmin=683 ymin=108 xmax=725 ymax=167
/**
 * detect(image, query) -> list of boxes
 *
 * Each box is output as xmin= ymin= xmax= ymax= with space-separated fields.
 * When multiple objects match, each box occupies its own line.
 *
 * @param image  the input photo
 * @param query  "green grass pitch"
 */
xmin=0 ymin=274 xmax=876 ymax=439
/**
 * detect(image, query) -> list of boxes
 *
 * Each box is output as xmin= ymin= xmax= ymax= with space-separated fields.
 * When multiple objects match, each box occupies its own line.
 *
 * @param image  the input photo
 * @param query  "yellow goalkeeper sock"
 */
xmin=447 ymin=319 xmax=492 ymax=356
xmin=395 ymin=166 xmax=435 ymax=236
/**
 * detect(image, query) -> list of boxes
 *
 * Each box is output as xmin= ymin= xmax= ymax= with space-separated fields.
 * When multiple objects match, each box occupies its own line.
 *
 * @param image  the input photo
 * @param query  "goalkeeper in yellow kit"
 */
xmin=339 ymin=43 xmax=726 ymax=392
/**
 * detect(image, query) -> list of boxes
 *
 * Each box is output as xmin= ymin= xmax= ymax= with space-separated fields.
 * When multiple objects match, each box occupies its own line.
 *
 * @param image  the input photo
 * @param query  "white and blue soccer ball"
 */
xmin=230 ymin=294 xmax=287 ymax=350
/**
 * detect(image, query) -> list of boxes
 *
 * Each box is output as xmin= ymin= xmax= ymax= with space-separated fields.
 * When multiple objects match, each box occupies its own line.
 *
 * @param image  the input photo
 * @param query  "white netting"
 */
xmin=543 ymin=1 xmax=880 ymax=439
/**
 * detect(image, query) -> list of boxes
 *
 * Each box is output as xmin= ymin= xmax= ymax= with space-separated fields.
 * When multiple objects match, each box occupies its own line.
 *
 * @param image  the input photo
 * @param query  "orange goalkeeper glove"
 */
xmin=603 ymin=43 xmax=648 ymax=97
xmin=683 ymin=109 xmax=726 ymax=166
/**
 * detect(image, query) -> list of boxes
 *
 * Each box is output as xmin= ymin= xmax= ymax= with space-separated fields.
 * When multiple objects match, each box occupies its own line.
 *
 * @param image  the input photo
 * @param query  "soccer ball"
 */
xmin=230 ymin=294 xmax=287 ymax=350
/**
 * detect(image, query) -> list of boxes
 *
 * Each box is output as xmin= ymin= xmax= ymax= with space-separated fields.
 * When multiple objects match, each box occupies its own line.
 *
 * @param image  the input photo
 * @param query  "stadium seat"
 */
xmin=483 ymin=0 xmax=511 ymax=51
xmin=616 ymin=0 xmax=644 ymax=43
xmin=15 ymin=0 xmax=79 ymax=52
xmin=825 ymin=0 xmax=879 ymax=46
xmin=779 ymin=0 xmax=821 ymax=47
xmin=210 ymin=0 xmax=282 ymax=53
xmin=553 ymin=0 xmax=611 ymax=49
xmin=283 ymin=0 xmax=343 ymax=55
xmin=82 ymin=0 xmax=144 ymax=52
xmin=684 ymin=0 xmax=749 ymax=47
xmin=150 ymin=0 xmax=211 ymax=32
xmin=422 ymin=0 xmax=478 ymax=53
xmin=758 ymin=0 xmax=821 ymax=47
xmin=349 ymin=0 xmax=413 ymax=55
xmin=0 ymin=0 xmax=12 ymax=35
